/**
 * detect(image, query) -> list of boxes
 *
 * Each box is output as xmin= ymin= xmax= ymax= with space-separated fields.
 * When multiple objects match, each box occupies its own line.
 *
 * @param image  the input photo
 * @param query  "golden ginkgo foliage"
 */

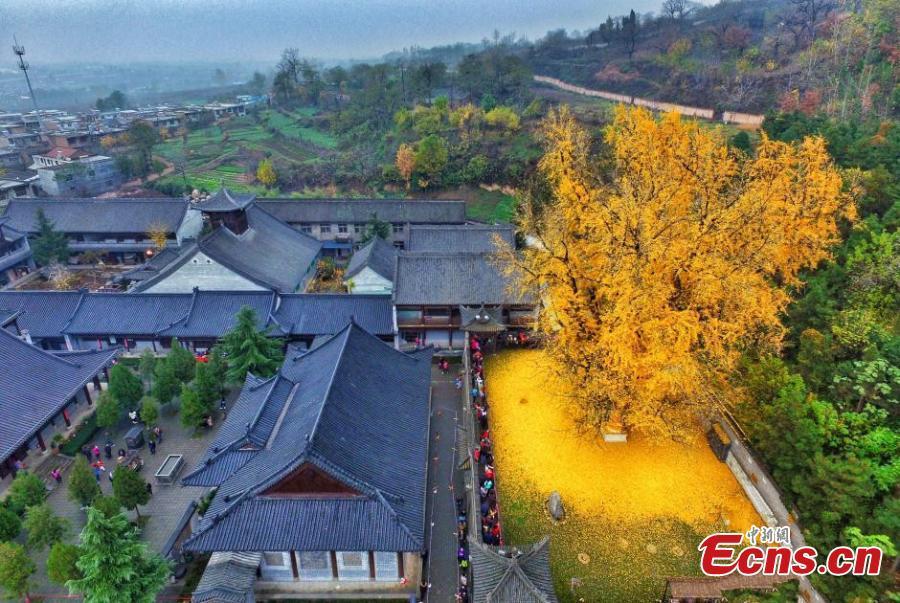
xmin=497 ymin=105 xmax=854 ymax=437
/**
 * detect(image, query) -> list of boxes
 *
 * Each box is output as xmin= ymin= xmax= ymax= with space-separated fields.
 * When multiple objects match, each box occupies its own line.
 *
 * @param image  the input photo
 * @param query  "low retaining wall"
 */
xmin=534 ymin=75 xmax=764 ymax=127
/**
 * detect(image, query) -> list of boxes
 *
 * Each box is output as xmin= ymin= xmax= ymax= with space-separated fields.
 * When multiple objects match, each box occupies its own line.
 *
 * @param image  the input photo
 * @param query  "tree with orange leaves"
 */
xmin=497 ymin=106 xmax=854 ymax=437
xmin=395 ymin=143 xmax=415 ymax=190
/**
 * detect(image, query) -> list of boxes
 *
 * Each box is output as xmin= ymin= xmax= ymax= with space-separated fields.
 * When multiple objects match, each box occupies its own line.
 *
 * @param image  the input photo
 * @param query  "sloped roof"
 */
xmin=160 ymin=290 xmax=277 ymax=339
xmin=344 ymin=236 xmax=397 ymax=281
xmin=0 ymin=291 xmax=85 ymax=339
xmin=63 ymin=292 xmax=194 ymax=336
xmin=0 ymin=290 xmax=394 ymax=340
xmin=271 ymin=294 xmax=394 ymax=336
xmin=193 ymin=551 xmax=260 ymax=603
xmin=0 ymin=329 xmax=118 ymax=461
xmin=2 ymin=197 xmax=189 ymax=234
xmin=257 ymin=198 xmax=466 ymax=224
xmin=131 ymin=205 xmax=322 ymax=293
xmin=194 ymin=188 xmax=256 ymax=213
xmin=470 ymin=537 xmax=558 ymax=603
xmin=197 ymin=205 xmax=321 ymax=292
xmin=183 ymin=323 xmax=433 ymax=553
xmin=0 ymin=217 xmax=27 ymax=243
xmin=393 ymin=252 xmax=529 ymax=306
xmin=407 ymin=224 xmax=515 ymax=254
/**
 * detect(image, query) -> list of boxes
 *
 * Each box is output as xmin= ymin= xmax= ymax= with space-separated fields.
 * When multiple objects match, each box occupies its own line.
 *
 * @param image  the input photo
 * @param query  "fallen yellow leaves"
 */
xmin=487 ymin=349 xmax=760 ymax=533
xmin=486 ymin=349 xmax=765 ymax=600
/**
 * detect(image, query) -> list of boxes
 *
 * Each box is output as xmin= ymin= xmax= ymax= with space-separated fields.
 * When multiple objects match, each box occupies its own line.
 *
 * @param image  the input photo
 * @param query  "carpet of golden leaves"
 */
xmin=486 ymin=349 xmax=761 ymax=602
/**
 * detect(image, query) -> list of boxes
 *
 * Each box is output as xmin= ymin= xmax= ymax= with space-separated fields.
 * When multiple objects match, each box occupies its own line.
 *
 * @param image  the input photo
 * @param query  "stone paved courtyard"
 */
xmin=28 ymin=389 xmax=238 ymax=600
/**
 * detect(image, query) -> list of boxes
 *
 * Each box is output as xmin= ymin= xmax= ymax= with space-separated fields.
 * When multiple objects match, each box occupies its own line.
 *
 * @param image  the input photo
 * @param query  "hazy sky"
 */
xmin=0 ymin=0 xmax=664 ymax=65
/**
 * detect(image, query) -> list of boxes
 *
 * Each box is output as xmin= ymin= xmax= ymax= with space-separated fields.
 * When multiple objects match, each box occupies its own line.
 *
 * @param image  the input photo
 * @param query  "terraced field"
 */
xmin=154 ymin=108 xmax=338 ymax=194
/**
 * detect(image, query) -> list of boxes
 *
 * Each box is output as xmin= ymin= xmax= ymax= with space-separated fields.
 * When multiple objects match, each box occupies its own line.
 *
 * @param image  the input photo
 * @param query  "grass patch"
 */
xmin=486 ymin=349 xmax=761 ymax=602
xmin=457 ymin=187 xmax=518 ymax=222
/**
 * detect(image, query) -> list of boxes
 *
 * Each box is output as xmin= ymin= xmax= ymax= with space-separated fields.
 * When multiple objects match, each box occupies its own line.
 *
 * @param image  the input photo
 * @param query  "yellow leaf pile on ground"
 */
xmin=486 ymin=349 xmax=761 ymax=602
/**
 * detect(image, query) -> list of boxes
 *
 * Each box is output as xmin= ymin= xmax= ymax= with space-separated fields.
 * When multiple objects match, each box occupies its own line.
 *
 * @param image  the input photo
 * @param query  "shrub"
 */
xmin=7 ymin=472 xmax=46 ymax=514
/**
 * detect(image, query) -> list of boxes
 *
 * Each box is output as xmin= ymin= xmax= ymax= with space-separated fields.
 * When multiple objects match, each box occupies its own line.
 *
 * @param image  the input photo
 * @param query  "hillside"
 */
xmin=522 ymin=0 xmax=897 ymax=117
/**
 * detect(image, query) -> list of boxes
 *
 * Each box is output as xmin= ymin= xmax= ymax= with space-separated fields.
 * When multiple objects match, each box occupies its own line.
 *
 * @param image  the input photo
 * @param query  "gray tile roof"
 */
xmin=272 ymin=294 xmax=394 ymax=336
xmin=0 ymin=329 xmax=118 ymax=462
xmin=131 ymin=205 xmax=322 ymax=293
xmin=197 ymin=205 xmax=321 ymax=292
xmin=407 ymin=224 xmax=515 ymax=254
xmin=160 ymin=291 xmax=277 ymax=339
xmin=257 ymin=198 xmax=466 ymax=224
xmin=193 ymin=551 xmax=260 ymax=603
xmin=393 ymin=252 xmax=529 ymax=306
xmin=194 ymin=188 xmax=256 ymax=212
xmin=0 ymin=291 xmax=85 ymax=339
xmin=2 ymin=197 xmax=189 ymax=234
xmin=183 ymin=323 xmax=433 ymax=553
xmin=63 ymin=292 xmax=194 ymax=336
xmin=0 ymin=290 xmax=394 ymax=340
xmin=470 ymin=537 xmax=558 ymax=603
xmin=344 ymin=237 xmax=397 ymax=281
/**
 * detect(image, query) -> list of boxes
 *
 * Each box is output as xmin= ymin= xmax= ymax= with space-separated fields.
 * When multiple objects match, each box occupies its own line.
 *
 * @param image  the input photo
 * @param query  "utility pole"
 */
xmin=12 ymin=36 xmax=41 ymax=117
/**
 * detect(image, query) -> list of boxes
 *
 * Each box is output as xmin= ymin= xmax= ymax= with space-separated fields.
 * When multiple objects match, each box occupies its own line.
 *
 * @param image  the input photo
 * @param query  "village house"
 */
xmin=31 ymin=148 xmax=123 ymax=196
xmin=1 ymin=197 xmax=202 ymax=264
xmin=0 ymin=327 xmax=118 ymax=481
xmin=184 ymin=322 xmax=433 ymax=601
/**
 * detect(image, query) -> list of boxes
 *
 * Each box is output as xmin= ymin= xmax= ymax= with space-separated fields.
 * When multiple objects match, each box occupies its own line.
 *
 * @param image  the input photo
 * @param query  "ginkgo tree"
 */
xmin=498 ymin=105 xmax=854 ymax=437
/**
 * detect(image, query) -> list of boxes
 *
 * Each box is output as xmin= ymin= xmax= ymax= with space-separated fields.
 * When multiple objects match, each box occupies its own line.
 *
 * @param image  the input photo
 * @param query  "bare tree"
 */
xmin=788 ymin=0 xmax=837 ymax=41
xmin=662 ymin=0 xmax=690 ymax=21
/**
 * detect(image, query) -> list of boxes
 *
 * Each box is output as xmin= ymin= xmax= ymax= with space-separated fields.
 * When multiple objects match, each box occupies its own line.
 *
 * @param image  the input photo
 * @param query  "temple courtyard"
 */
xmin=485 ymin=349 xmax=761 ymax=602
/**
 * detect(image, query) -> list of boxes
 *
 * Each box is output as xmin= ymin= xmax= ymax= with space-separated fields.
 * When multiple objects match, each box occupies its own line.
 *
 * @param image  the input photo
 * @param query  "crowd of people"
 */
xmin=471 ymin=335 xmax=503 ymax=547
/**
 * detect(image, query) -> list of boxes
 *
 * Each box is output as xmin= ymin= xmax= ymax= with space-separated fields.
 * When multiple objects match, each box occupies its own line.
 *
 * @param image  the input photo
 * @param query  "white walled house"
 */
xmin=343 ymin=237 xmax=397 ymax=295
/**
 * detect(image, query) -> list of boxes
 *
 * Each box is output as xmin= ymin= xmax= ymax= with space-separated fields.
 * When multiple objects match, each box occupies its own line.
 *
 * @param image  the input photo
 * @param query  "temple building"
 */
xmin=184 ymin=322 xmax=433 ymax=601
xmin=0 ymin=328 xmax=118 ymax=480
xmin=1 ymin=197 xmax=201 ymax=264
xmin=0 ymin=216 xmax=35 ymax=286
xmin=123 ymin=189 xmax=323 ymax=293
xmin=343 ymin=236 xmax=397 ymax=295
xmin=469 ymin=537 xmax=558 ymax=603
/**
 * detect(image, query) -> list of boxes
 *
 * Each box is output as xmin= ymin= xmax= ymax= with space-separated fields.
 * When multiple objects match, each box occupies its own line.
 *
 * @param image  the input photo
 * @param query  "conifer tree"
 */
xmin=68 ymin=456 xmax=101 ymax=508
xmin=31 ymin=208 xmax=70 ymax=266
xmin=221 ymin=306 xmax=283 ymax=382
xmin=108 ymin=365 xmax=144 ymax=409
xmin=111 ymin=468 xmax=150 ymax=520
xmin=68 ymin=507 xmax=169 ymax=603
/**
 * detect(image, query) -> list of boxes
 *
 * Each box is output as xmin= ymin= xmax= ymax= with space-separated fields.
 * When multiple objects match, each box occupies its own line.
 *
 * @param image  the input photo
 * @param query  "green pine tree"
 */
xmin=47 ymin=542 xmax=83 ymax=586
xmin=152 ymin=359 xmax=180 ymax=404
xmin=138 ymin=396 xmax=159 ymax=426
xmin=0 ymin=507 xmax=22 ymax=541
xmin=194 ymin=361 xmax=223 ymax=408
xmin=180 ymin=384 xmax=210 ymax=431
xmin=31 ymin=208 xmax=71 ymax=266
xmin=111 ymin=468 xmax=150 ymax=520
xmin=166 ymin=339 xmax=196 ymax=383
xmin=90 ymin=495 xmax=122 ymax=519
xmin=221 ymin=306 xmax=284 ymax=382
xmin=138 ymin=349 xmax=157 ymax=386
xmin=7 ymin=471 xmax=47 ymax=514
xmin=68 ymin=507 xmax=169 ymax=603
xmin=0 ymin=542 xmax=35 ymax=601
xmin=23 ymin=503 xmax=69 ymax=551
xmin=108 ymin=365 xmax=144 ymax=409
xmin=68 ymin=456 xmax=101 ymax=508
xmin=95 ymin=391 xmax=122 ymax=430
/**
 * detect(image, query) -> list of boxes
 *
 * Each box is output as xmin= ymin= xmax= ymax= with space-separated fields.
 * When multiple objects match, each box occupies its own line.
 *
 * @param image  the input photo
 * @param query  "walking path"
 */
xmin=423 ymin=366 xmax=465 ymax=603
xmin=719 ymin=420 xmax=827 ymax=603
xmin=29 ymin=391 xmax=237 ymax=599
